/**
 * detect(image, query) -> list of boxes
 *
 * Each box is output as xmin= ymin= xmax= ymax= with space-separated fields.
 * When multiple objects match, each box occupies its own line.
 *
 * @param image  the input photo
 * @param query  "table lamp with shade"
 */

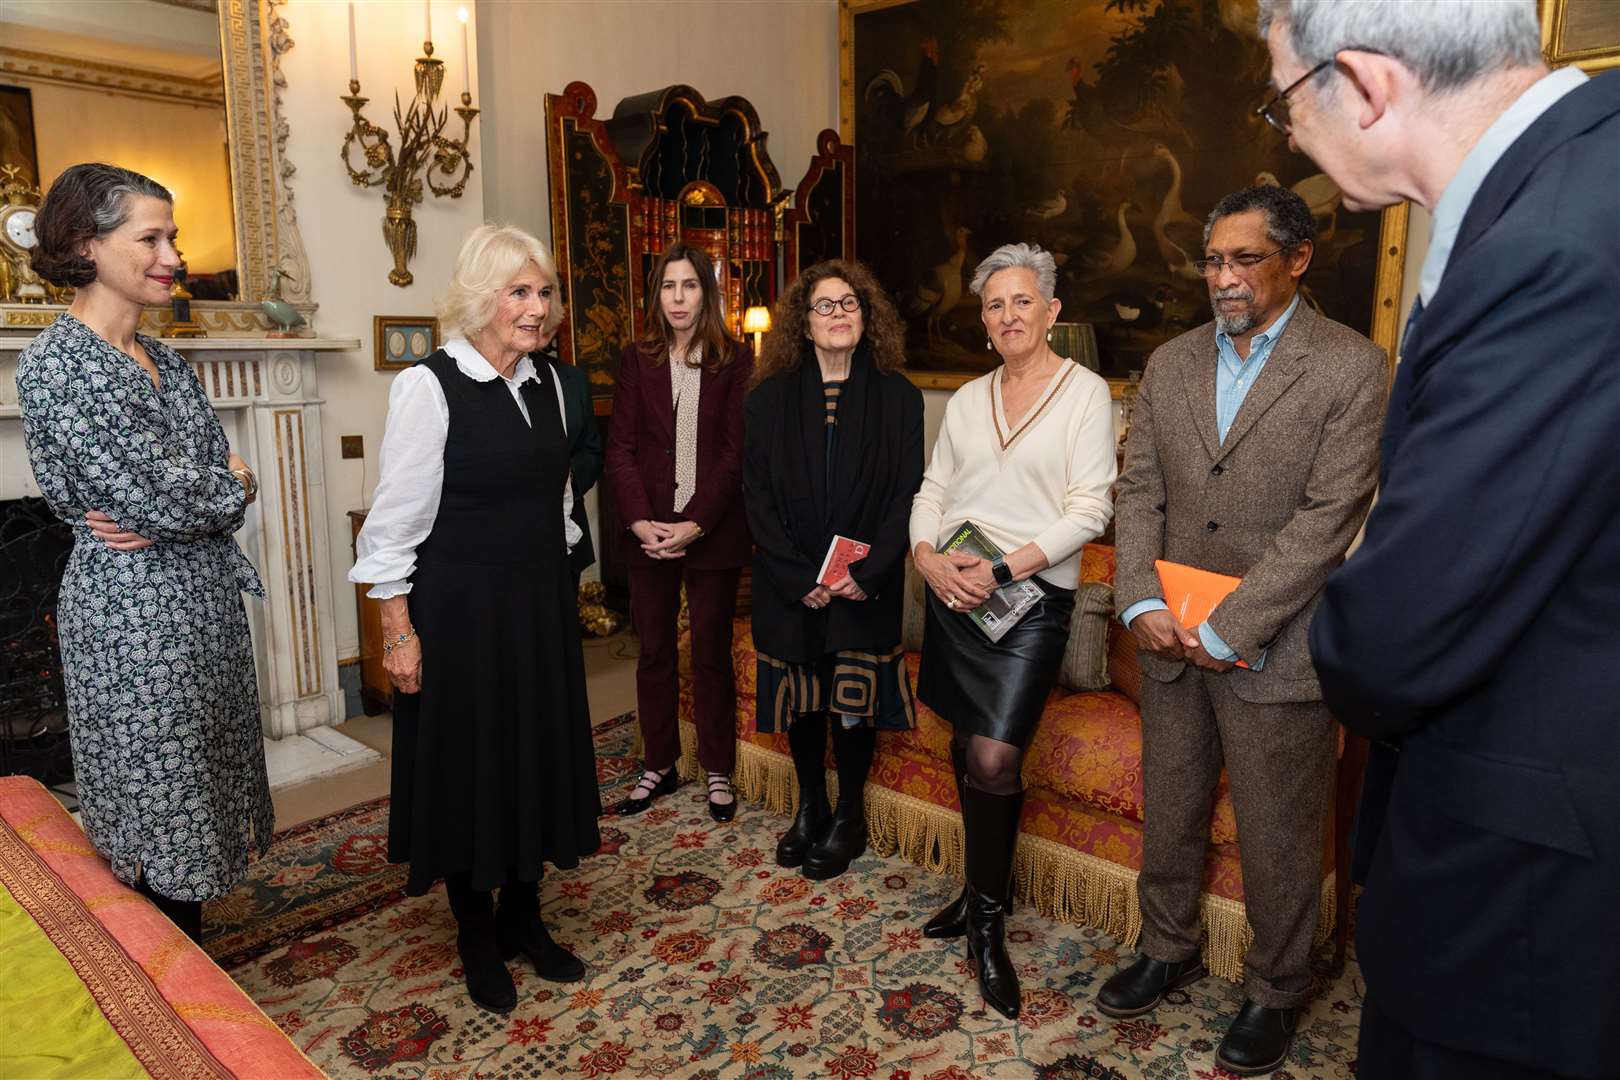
xmin=743 ymin=305 xmax=772 ymax=355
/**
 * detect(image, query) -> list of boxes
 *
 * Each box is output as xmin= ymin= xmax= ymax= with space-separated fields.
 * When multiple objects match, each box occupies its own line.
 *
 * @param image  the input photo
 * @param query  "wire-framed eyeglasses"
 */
xmin=809 ymin=294 xmax=862 ymax=317
xmin=1192 ymin=249 xmax=1285 ymax=278
xmin=1255 ymin=59 xmax=1332 ymax=135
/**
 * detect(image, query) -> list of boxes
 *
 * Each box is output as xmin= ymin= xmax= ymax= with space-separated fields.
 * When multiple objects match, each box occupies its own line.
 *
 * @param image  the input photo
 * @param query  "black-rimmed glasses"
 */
xmin=809 ymin=294 xmax=861 ymax=317
xmin=1255 ymin=59 xmax=1331 ymax=135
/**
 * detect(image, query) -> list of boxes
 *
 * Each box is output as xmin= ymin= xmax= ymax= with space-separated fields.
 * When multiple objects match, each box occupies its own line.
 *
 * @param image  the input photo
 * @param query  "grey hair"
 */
xmin=1257 ymin=0 xmax=1542 ymax=94
xmin=969 ymin=242 xmax=1057 ymax=302
xmin=1202 ymin=184 xmax=1317 ymax=250
xmin=437 ymin=223 xmax=559 ymax=337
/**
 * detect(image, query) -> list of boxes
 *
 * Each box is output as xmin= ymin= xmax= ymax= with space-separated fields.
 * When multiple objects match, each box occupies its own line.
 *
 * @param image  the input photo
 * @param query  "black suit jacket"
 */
xmin=744 ymin=348 xmax=924 ymax=662
xmin=538 ymin=356 xmax=603 ymax=576
xmin=1309 ymin=72 xmax=1620 ymax=1077
xmin=603 ymin=340 xmax=753 ymax=570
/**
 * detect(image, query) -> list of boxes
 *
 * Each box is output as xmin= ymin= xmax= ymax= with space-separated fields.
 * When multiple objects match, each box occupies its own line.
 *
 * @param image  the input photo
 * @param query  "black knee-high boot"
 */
xmin=963 ymin=785 xmax=1025 ymax=1019
xmin=923 ymin=740 xmax=971 ymax=938
xmin=445 ymin=874 xmax=517 ymax=1012
xmin=776 ymin=713 xmax=831 ymax=868
xmin=803 ymin=723 xmax=874 ymax=880
xmin=497 ymin=874 xmax=585 ymax=983
xmin=135 ymin=875 xmax=204 ymax=944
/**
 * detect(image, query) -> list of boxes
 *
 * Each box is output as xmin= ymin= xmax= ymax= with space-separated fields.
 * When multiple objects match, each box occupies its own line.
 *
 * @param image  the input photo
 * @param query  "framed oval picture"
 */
xmin=373 ymin=315 xmax=440 ymax=371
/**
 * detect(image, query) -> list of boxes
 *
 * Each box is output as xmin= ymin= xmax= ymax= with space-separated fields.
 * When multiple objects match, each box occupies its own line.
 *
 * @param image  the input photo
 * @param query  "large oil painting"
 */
xmin=843 ymin=0 xmax=1407 ymax=388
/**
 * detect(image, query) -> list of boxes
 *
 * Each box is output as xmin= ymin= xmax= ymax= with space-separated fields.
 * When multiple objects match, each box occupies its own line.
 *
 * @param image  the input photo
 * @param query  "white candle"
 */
xmin=459 ymin=15 xmax=469 ymax=96
xmin=424 ymin=0 xmax=431 ymax=45
xmin=347 ymin=3 xmax=357 ymax=83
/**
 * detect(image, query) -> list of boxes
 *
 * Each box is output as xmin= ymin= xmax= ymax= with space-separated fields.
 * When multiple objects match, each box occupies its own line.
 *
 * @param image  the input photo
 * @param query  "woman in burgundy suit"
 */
xmin=605 ymin=242 xmax=752 ymax=822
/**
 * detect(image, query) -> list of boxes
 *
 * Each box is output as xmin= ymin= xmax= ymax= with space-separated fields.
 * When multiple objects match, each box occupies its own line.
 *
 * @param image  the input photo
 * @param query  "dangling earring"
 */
xmin=1047 ymin=329 xmax=1053 ymax=341
xmin=985 ymin=339 xmax=993 ymax=351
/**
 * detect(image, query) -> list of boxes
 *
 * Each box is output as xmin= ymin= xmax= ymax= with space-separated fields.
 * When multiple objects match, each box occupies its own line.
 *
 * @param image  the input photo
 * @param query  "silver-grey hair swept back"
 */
xmin=1257 ymin=0 xmax=1542 ymax=95
xmin=969 ymin=242 xmax=1058 ymax=303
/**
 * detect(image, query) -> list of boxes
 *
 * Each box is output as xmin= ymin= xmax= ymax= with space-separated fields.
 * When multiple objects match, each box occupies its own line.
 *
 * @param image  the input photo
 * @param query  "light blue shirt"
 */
xmin=1216 ymin=292 xmax=1299 ymax=444
xmin=1418 ymin=66 xmax=1588 ymax=306
xmin=1119 ymin=294 xmax=1301 ymax=666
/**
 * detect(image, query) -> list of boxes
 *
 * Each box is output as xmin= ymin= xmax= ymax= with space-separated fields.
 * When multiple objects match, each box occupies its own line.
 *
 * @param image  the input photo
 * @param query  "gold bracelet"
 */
xmin=231 ymin=467 xmax=258 ymax=499
xmin=382 ymin=628 xmax=417 ymax=654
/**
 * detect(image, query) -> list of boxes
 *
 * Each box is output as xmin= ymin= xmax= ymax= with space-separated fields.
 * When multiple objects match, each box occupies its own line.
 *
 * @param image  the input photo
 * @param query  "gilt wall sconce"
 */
xmin=340 ymin=2 xmax=479 ymax=287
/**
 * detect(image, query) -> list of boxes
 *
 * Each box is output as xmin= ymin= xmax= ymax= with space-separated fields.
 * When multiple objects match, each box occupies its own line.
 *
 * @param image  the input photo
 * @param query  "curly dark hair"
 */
xmin=32 ymin=163 xmax=171 ymax=288
xmin=1202 ymin=184 xmax=1317 ymax=252
xmin=752 ymin=259 xmax=906 ymax=388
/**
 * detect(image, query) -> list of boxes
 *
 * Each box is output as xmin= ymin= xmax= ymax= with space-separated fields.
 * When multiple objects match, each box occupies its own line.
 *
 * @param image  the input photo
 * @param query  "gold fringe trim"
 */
xmin=675 ymin=721 xmax=1337 ymax=983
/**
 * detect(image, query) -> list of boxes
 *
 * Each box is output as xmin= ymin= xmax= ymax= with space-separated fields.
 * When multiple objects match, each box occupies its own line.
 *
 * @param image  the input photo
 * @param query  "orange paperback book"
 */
xmin=1154 ymin=559 xmax=1250 ymax=669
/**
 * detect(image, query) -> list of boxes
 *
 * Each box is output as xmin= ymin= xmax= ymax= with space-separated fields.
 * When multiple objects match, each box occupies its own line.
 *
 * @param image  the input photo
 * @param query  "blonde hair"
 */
xmin=437 ymin=223 xmax=559 ymax=337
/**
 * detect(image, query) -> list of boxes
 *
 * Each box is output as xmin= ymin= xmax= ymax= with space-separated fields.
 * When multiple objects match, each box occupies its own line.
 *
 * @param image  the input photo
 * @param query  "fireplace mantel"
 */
xmin=1 ymin=334 xmax=359 ymax=739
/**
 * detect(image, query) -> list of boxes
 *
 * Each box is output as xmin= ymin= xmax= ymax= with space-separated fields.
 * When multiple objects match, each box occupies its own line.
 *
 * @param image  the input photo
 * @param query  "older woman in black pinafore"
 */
xmin=351 ymin=225 xmax=599 ymax=1013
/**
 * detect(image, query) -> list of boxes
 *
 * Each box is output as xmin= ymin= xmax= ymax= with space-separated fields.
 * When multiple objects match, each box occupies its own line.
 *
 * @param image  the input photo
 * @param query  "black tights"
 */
xmin=954 ymin=730 xmax=1026 ymax=795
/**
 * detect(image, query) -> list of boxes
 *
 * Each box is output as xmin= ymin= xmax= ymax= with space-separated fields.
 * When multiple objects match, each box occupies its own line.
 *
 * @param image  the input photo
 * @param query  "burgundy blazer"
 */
xmin=604 ymin=339 xmax=753 ymax=570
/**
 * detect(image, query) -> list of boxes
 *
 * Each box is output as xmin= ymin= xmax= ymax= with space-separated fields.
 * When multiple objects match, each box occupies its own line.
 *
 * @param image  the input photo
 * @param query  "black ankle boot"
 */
xmin=802 ymin=724 xmax=873 ymax=880
xmin=446 ymin=877 xmax=517 ymax=1012
xmin=778 ymin=714 xmax=829 ymax=868
xmin=802 ymin=800 xmax=866 ymax=880
xmin=962 ymin=785 xmax=1025 ymax=1020
xmin=776 ymin=795 xmax=830 ymax=868
xmin=497 ymin=878 xmax=585 ymax=983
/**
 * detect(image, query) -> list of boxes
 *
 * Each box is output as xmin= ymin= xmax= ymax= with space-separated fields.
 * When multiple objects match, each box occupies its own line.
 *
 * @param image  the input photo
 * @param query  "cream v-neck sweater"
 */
xmin=909 ymin=362 xmax=1116 ymax=589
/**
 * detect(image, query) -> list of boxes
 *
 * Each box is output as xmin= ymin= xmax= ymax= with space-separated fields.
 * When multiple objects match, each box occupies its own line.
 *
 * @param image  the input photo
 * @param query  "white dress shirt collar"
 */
xmin=444 ymin=335 xmax=540 ymax=386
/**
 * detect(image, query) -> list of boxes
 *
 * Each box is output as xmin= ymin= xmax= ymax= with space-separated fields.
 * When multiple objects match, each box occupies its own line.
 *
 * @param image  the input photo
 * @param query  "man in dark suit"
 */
xmin=1105 ymin=184 xmax=1388 ymax=1076
xmin=1260 ymin=2 xmax=1620 ymax=1076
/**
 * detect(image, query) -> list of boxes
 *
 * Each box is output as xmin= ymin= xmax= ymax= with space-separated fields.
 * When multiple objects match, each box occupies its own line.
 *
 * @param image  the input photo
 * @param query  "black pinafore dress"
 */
xmin=389 ymin=350 xmax=601 ymax=895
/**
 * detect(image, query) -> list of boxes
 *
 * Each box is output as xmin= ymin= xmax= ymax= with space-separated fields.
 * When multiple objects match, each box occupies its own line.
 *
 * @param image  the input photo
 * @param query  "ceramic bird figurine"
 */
xmin=260 ymin=269 xmax=307 ymax=337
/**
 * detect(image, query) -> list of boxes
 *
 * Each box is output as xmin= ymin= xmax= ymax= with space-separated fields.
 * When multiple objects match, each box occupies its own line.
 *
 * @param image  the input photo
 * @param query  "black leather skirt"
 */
xmin=915 ymin=581 xmax=1076 ymax=747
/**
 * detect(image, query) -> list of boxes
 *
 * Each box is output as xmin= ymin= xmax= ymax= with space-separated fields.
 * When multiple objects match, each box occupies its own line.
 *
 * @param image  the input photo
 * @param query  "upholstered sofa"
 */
xmin=674 ymin=543 xmax=1360 ymax=981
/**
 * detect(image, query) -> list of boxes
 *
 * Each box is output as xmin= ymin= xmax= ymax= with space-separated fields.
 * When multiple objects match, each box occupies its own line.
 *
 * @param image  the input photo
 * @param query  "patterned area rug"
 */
xmin=223 ymin=712 xmax=1363 ymax=1078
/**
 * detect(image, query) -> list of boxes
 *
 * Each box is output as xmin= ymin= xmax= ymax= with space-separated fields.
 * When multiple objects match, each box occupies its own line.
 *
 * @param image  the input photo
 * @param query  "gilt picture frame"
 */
xmin=373 ymin=315 xmax=440 ymax=372
xmin=1541 ymin=0 xmax=1620 ymax=72
xmin=840 ymin=0 xmax=1408 ymax=393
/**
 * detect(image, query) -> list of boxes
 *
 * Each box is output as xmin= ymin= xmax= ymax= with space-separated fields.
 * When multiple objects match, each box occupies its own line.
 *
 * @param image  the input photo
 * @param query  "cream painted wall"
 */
xmin=280 ymin=0 xmax=485 ymax=660
xmin=475 ymin=0 xmax=841 ymax=241
xmin=13 ymin=78 xmax=237 ymax=275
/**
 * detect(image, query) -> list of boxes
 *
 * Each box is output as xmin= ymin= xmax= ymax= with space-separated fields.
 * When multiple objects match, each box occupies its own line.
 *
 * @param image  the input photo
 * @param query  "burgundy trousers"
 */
xmin=627 ymin=561 xmax=739 ymax=774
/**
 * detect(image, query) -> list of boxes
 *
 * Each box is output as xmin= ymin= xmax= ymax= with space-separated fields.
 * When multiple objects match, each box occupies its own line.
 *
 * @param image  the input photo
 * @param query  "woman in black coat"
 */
xmin=744 ymin=259 xmax=924 ymax=879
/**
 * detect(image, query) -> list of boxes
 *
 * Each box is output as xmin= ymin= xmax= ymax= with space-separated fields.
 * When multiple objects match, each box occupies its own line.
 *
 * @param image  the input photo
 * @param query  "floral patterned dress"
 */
xmin=18 ymin=313 xmax=273 ymax=901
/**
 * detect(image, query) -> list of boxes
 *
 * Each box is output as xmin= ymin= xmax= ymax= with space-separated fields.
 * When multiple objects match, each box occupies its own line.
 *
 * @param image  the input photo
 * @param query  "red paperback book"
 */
xmin=817 ymin=535 xmax=871 ymax=587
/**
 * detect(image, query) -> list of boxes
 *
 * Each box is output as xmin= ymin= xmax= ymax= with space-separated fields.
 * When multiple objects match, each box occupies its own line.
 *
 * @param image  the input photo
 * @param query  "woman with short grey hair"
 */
xmin=909 ymin=240 xmax=1115 ymax=1019
xmin=18 ymin=162 xmax=270 ymax=943
xmin=351 ymin=224 xmax=600 ymax=1012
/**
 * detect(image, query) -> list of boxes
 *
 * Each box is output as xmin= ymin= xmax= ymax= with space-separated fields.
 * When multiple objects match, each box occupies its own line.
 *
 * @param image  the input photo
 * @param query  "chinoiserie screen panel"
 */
xmin=545 ymin=80 xmax=853 ymax=401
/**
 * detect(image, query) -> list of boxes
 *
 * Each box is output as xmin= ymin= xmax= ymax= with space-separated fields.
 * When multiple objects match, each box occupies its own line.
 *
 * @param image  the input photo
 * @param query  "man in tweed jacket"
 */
xmin=1097 ymin=185 xmax=1387 ymax=1075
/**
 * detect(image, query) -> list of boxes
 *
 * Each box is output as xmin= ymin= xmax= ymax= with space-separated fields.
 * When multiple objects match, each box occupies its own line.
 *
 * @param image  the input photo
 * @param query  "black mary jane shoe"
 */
xmin=613 ymin=766 xmax=679 ymax=816
xmin=1096 ymin=954 xmax=1208 ymax=1019
xmin=706 ymin=773 xmax=737 ymax=823
xmin=1215 ymin=1000 xmax=1300 ymax=1076
xmin=498 ymin=912 xmax=586 ymax=984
